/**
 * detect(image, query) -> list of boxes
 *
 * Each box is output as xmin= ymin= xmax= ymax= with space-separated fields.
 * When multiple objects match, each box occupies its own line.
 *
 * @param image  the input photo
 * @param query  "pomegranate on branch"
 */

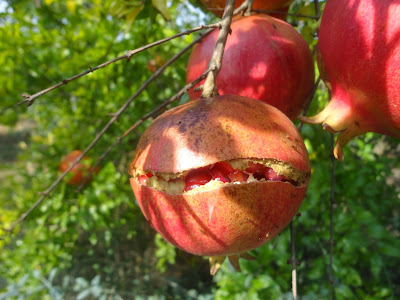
xmin=186 ymin=14 xmax=315 ymax=120
xmin=59 ymin=150 xmax=99 ymax=185
xmin=300 ymin=0 xmax=400 ymax=160
xmin=129 ymin=95 xmax=310 ymax=273
xmin=200 ymin=0 xmax=293 ymax=19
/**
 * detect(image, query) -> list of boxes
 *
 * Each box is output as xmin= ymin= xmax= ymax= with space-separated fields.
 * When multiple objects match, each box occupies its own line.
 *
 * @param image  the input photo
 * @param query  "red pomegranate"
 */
xmin=186 ymin=14 xmax=315 ymax=120
xmin=200 ymin=0 xmax=293 ymax=19
xmin=129 ymin=95 xmax=310 ymax=273
xmin=299 ymin=0 xmax=400 ymax=160
xmin=59 ymin=150 xmax=99 ymax=185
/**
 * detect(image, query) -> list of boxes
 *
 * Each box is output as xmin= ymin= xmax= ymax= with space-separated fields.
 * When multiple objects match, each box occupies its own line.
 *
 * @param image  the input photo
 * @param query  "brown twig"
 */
xmin=329 ymin=133 xmax=335 ymax=300
xmin=76 ymin=68 xmax=214 ymax=192
xmin=314 ymin=0 xmax=321 ymax=20
xmin=287 ymin=76 xmax=321 ymax=300
xmin=2 ymin=23 xmax=221 ymax=112
xmin=201 ymin=0 xmax=236 ymax=98
xmin=0 ymin=33 xmax=209 ymax=240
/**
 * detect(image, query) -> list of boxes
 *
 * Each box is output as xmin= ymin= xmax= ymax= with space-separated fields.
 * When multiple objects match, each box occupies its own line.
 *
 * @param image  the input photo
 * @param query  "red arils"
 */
xmin=130 ymin=95 xmax=310 ymax=262
xmin=184 ymin=167 xmax=213 ymax=192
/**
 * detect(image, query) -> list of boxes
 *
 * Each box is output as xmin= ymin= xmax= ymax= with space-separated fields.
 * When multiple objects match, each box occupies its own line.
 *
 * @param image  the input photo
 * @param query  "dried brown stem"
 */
xmin=314 ymin=0 xmax=321 ymax=20
xmin=287 ymin=76 xmax=321 ymax=299
xmin=329 ymin=133 xmax=335 ymax=300
xmin=0 ymin=33 xmax=208 ymax=240
xmin=3 ymin=23 xmax=221 ymax=112
xmin=201 ymin=0 xmax=236 ymax=98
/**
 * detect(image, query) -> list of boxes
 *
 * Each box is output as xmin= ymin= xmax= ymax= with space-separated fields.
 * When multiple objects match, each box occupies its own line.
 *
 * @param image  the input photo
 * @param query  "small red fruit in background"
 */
xmin=200 ymin=0 xmax=293 ymax=19
xmin=186 ymin=14 xmax=315 ymax=120
xmin=299 ymin=0 xmax=400 ymax=160
xmin=129 ymin=95 xmax=310 ymax=273
xmin=59 ymin=150 xmax=99 ymax=185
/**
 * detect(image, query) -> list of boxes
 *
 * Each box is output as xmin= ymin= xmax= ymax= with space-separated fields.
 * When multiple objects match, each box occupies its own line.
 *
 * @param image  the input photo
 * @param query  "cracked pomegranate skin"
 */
xmin=130 ymin=95 xmax=310 ymax=256
xmin=301 ymin=0 xmax=400 ymax=160
xmin=200 ymin=0 xmax=293 ymax=19
xmin=186 ymin=14 xmax=315 ymax=121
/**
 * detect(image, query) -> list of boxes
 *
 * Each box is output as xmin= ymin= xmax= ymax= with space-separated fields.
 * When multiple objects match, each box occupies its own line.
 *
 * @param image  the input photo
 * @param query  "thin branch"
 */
xmin=202 ymin=0 xmax=236 ymax=98
xmin=76 ymin=68 xmax=214 ymax=192
xmin=2 ymin=23 xmax=221 ymax=111
xmin=287 ymin=76 xmax=321 ymax=300
xmin=329 ymin=133 xmax=335 ymax=300
xmin=233 ymin=0 xmax=254 ymax=15
xmin=0 ymin=32 xmax=209 ymax=240
xmin=314 ymin=0 xmax=321 ymax=20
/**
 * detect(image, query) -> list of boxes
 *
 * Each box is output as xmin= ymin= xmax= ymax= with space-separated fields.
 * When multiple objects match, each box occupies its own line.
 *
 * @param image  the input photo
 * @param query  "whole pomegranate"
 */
xmin=186 ymin=14 xmax=315 ymax=120
xmin=299 ymin=0 xmax=400 ymax=160
xmin=59 ymin=150 xmax=99 ymax=185
xmin=129 ymin=95 xmax=310 ymax=273
xmin=200 ymin=0 xmax=293 ymax=19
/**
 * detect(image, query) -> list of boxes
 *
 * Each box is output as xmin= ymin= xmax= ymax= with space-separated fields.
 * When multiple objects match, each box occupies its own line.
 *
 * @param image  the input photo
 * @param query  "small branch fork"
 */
xmin=2 ymin=23 xmax=220 ymax=112
xmin=0 ymin=33 xmax=211 ymax=240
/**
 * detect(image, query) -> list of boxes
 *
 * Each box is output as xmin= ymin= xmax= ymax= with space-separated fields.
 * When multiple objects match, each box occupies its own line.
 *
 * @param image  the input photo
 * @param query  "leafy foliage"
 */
xmin=1 ymin=0 xmax=399 ymax=299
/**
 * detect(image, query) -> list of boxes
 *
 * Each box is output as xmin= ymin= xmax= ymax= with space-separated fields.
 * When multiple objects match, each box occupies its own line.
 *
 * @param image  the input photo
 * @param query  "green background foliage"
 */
xmin=0 ymin=0 xmax=399 ymax=299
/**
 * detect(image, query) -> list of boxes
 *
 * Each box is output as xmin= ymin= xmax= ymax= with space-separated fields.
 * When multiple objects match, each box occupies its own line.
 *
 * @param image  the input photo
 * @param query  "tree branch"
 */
xmin=0 ymin=32 xmax=210 ymax=240
xmin=201 ymin=0 xmax=236 ymax=98
xmin=329 ymin=133 xmax=335 ymax=300
xmin=2 ymin=23 xmax=221 ymax=112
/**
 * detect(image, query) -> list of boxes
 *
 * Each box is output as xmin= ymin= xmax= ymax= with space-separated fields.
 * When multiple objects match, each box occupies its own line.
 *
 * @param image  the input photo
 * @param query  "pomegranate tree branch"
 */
xmin=314 ymin=0 xmax=321 ymax=20
xmin=329 ymin=133 xmax=335 ymax=300
xmin=76 ymin=68 xmax=214 ymax=192
xmin=233 ymin=0 xmax=254 ymax=15
xmin=3 ymin=23 xmax=221 ymax=111
xmin=202 ymin=0 xmax=236 ymax=98
xmin=0 ymin=34 xmax=207 ymax=240
xmin=287 ymin=76 xmax=321 ymax=299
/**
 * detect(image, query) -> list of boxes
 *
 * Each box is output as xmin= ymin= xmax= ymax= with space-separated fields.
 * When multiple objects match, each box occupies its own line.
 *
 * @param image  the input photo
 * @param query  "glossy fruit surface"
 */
xmin=300 ymin=0 xmax=400 ymax=160
xmin=186 ymin=14 xmax=314 ymax=120
xmin=200 ymin=0 xmax=293 ymax=19
xmin=130 ymin=95 xmax=310 ymax=258
xmin=59 ymin=150 xmax=98 ymax=185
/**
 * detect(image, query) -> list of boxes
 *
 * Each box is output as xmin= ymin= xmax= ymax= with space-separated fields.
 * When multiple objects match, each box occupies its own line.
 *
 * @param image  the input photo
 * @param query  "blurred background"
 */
xmin=0 ymin=0 xmax=399 ymax=299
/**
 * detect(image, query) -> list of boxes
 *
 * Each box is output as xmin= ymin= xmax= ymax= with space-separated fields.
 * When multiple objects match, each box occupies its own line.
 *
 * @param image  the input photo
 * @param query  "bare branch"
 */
xmin=314 ymin=0 xmax=321 ymax=20
xmin=2 ymin=23 xmax=221 ymax=112
xmin=233 ymin=0 xmax=254 ymax=15
xmin=0 ymin=32 xmax=210 ymax=239
xmin=287 ymin=76 xmax=321 ymax=299
xmin=202 ymin=0 xmax=236 ymax=98
xmin=329 ymin=133 xmax=335 ymax=300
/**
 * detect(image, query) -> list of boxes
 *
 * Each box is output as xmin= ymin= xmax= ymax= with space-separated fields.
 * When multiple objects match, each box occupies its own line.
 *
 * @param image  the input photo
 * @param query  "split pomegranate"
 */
xmin=299 ymin=0 xmax=400 ymax=160
xmin=59 ymin=150 xmax=99 ymax=185
xmin=186 ymin=14 xmax=315 ymax=120
xmin=129 ymin=95 xmax=311 ymax=273
xmin=200 ymin=0 xmax=293 ymax=19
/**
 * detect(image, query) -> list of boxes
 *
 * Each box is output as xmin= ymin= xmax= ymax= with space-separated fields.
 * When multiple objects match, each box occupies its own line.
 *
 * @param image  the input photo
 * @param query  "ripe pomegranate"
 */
xmin=299 ymin=0 xmax=400 ymax=160
xmin=200 ymin=0 xmax=293 ymax=19
xmin=59 ymin=150 xmax=99 ymax=185
xmin=129 ymin=95 xmax=310 ymax=273
xmin=186 ymin=14 xmax=315 ymax=120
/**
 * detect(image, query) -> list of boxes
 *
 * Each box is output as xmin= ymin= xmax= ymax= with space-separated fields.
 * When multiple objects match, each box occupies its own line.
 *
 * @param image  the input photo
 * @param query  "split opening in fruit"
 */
xmin=131 ymin=158 xmax=309 ymax=194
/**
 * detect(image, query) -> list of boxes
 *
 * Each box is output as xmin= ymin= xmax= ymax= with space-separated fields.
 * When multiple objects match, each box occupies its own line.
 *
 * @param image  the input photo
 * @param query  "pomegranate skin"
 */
xmin=130 ymin=95 xmax=310 ymax=257
xmin=300 ymin=0 xmax=400 ymax=160
xmin=186 ymin=15 xmax=315 ymax=120
xmin=200 ymin=0 xmax=293 ymax=19
xmin=130 ymin=179 xmax=306 ymax=256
